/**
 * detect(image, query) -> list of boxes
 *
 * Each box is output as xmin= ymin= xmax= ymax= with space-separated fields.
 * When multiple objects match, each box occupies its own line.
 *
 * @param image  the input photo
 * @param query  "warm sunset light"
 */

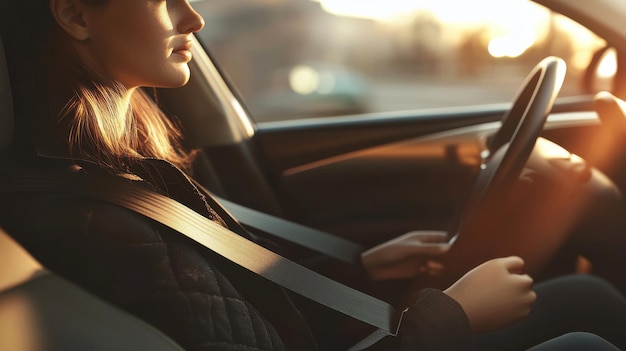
xmin=598 ymin=49 xmax=618 ymax=78
xmin=312 ymin=0 xmax=421 ymax=21
xmin=313 ymin=0 xmax=543 ymax=23
xmin=312 ymin=0 xmax=548 ymax=58
xmin=488 ymin=32 xmax=537 ymax=58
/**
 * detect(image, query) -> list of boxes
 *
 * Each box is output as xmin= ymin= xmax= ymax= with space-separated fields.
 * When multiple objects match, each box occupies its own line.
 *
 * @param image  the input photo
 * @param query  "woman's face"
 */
xmin=80 ymin=0 xmax=205 ymax=89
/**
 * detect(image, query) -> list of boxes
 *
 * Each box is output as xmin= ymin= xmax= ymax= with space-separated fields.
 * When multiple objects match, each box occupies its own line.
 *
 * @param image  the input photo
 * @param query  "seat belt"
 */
xmin=2 ymin=172 xmax=407 ymax=351
xmin=209 ymin=193 xmax=364 ymax=264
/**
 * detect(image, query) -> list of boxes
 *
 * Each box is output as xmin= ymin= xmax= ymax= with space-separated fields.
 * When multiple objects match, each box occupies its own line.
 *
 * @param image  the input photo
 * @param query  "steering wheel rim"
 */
xmin=449 ymin=56 xmax=567 ymax=241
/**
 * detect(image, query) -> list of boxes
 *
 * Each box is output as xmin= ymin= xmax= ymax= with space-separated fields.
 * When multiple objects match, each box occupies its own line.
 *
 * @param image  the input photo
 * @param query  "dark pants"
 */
xmin=528 ymin=333 xmax=620 ymax=351
xmin=474 ymin=274 xmax=626 ymax=351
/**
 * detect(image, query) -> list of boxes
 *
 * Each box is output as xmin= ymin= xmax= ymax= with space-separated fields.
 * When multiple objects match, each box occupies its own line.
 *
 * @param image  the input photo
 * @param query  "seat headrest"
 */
xmin=0 ymin=36 xmax=15 ymax=153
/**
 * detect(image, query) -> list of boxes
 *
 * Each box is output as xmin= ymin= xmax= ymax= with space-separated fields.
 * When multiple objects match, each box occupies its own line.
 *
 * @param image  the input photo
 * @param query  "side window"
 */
xmin=193 ymin=0 xmax=607 ymax=122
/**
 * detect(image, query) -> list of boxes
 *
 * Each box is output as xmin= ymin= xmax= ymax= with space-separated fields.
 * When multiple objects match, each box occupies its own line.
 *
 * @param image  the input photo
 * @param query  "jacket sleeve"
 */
xmin=394 ymin=288 xmax=473 ymax=351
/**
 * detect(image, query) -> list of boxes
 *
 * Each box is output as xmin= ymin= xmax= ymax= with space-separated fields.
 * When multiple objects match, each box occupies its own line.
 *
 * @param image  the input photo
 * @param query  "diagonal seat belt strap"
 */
xmin=212 ymin=195 xmax=364 ymax=264
xmin=3 ymin=173 xmax=406 ymax=350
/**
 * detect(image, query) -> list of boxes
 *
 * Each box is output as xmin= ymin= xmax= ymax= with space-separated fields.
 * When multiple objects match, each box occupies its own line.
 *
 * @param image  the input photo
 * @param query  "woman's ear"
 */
xmin=50 ymin=0 xmax=90 ymax=41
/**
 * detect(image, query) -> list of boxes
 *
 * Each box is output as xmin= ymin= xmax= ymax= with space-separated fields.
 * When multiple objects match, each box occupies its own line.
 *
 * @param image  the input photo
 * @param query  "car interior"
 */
xmin=5 ymin=0 xmax=626 ymax=349
xmin=158 ymin=35 xmax=626 ymax=283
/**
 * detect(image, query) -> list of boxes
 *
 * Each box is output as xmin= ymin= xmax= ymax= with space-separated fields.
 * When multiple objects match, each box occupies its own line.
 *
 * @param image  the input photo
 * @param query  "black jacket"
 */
xmin=0 ymin=159 xmax=472 ymax=350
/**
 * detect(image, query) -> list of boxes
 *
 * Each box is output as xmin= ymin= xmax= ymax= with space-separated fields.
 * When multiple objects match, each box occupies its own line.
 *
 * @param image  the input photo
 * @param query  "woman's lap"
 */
xmin=474 ymin=274 xmax=626 ymax=351
xmin=527 ymin=332 xmax=620 ymax=351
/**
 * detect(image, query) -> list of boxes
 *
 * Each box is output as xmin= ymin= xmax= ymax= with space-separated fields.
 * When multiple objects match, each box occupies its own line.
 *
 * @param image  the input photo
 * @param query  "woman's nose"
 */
xmin=178 ymin=2 xmax=205 ymax=34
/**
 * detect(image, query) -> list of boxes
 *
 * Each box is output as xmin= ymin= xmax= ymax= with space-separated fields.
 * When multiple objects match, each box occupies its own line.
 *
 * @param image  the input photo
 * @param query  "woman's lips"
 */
xmin=172 ymin=42 xmax=193 ymax=61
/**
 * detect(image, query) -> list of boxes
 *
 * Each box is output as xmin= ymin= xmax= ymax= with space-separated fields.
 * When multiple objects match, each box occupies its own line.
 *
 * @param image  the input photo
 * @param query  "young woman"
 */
xmin=0 ymin=1 xmax=625 ymax=350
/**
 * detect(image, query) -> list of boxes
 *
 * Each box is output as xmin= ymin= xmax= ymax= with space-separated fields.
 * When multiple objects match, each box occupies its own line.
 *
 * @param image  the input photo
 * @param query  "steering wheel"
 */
xmin=448 ymin=57 xmax=567 ymax=241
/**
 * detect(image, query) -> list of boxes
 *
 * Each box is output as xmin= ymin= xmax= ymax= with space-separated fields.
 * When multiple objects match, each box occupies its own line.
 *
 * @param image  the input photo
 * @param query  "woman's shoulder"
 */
xmin=0 ymin=190 xmax=186 ymax=287
xmin=0 ymin=189 xmax=161 ymax=244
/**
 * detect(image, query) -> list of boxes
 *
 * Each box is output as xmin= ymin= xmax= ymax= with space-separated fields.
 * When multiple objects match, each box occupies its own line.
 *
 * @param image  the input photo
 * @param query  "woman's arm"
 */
xmin=396 ymin=288 xmax=473 ymax=351
xmin=394 ymin=256 xmax=535 ymax=351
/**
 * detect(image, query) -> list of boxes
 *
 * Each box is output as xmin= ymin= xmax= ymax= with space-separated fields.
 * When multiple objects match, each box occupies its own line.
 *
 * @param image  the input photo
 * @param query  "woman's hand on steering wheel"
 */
xmin=444 ymin=256 xmax=536 ymax=333
xmin=361 ymin=230 xmax=450 ymax=280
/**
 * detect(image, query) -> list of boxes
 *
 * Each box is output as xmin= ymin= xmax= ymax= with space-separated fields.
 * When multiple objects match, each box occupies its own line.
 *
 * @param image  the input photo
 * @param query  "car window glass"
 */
xmin=192 ymin=0 xmax=607 ymax=122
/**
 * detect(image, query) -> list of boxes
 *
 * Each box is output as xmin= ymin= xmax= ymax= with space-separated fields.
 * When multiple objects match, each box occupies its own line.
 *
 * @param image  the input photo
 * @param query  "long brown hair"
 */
xmin=46 ymin=1 xmax=196 ymax=174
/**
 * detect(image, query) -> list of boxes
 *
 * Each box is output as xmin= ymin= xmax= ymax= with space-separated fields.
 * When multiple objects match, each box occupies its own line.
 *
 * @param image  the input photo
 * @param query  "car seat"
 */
xmin=0 ymin=227 xmax=185 ymax=351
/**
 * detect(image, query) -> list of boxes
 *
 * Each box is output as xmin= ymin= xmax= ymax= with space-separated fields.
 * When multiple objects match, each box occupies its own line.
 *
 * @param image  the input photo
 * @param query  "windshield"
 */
xmin=192 ymin=0 xmax=608 ymax=122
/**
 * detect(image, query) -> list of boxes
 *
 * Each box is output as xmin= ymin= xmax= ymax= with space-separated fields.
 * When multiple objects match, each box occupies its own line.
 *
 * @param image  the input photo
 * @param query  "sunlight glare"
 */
xmin=313 ymin=0 xmax=546 ymax=58
xmin=290 ymin=65 xmax=320 ymax=95
xmin=312 ymin=0 xmax=421 ymax=21
xmin=598 ymin=49 xmax=618 ymax=79
xmin=312 ymin=0 xmax=543 ymax=24
xmin=488 ymin=31 xmax=537 ymax=58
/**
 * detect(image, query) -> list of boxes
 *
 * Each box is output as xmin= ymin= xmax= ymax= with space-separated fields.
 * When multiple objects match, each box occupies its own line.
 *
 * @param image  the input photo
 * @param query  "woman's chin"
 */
xmin=154 ymin=69 xmax=191 ymax=88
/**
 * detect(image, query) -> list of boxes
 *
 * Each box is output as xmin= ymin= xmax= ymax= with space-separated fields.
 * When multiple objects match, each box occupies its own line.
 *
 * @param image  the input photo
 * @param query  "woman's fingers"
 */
xmin=443 ymin=256 xmax=536 ymax=333
xmin=501 ymin=255 xmax=526 ymax=274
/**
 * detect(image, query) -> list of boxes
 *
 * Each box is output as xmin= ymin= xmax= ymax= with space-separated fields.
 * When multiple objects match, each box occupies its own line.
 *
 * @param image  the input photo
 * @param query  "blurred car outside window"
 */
xmin=192 ymin=0 xmax=608 ymax=122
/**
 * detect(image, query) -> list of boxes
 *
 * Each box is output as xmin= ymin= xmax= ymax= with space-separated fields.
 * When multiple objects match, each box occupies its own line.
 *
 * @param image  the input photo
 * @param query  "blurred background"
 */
xmin=192 ymin=0 xmax=611 ymax=122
